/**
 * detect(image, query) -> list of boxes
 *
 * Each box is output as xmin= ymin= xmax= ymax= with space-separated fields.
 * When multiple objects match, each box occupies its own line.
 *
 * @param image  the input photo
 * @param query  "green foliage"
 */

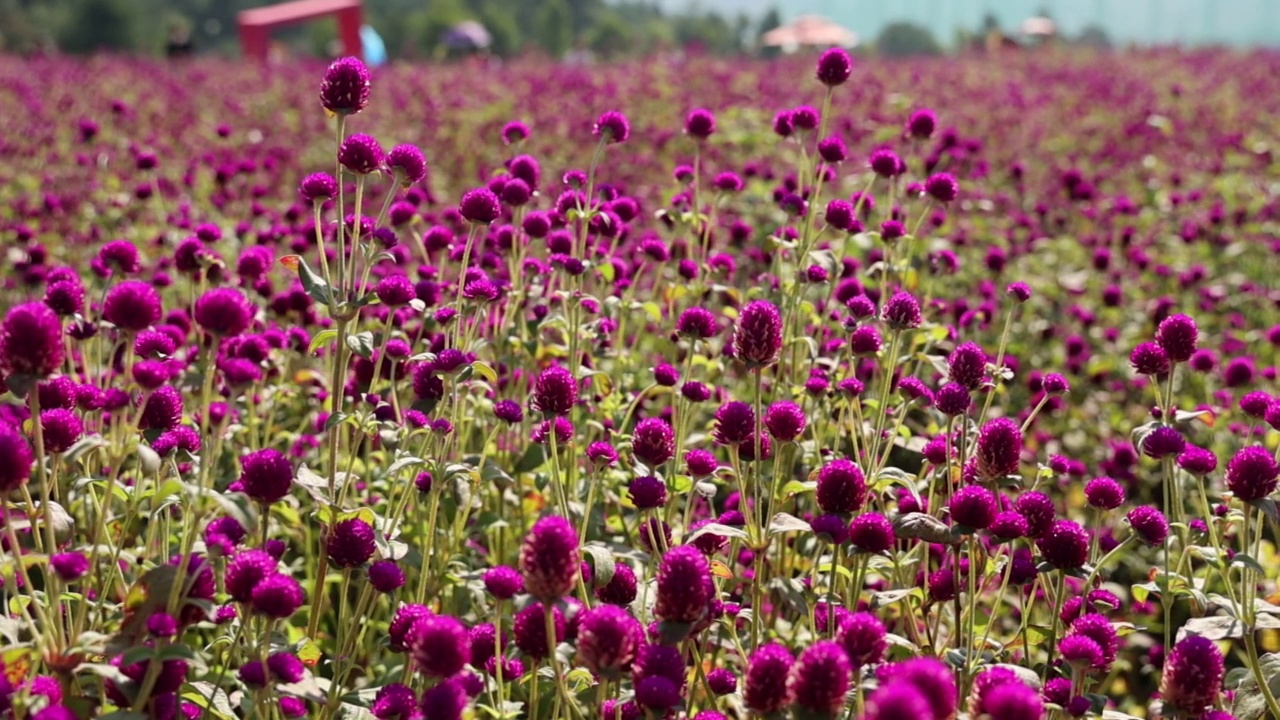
xmin=875 ymin=21 xmax=943 ymax=57
xmin=58 ymin=0 xmax=141 ymax=53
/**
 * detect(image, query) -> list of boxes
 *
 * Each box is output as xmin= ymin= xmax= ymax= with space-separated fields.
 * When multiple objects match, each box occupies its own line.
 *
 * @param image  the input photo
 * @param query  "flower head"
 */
xmin=519 ymin=516 xmax=580 ymax=601
xmin=815 ymin=48 xmax=853 ymax=86
xmin=338 ymin=133 xmax=385 ymax=175
xmin=327 ymin=518 xmax=376 ymax=568
xmin=594 ymin=111 xmax=631 ymax=143
xmin=320 ymin=57 xmax=371 ymax=115
xmin=1226 ymin=445 xmax=1278 ymax=501
xmin=654 ymin=546 xmax=714 ymax=626
xmin=576 ymin=605 xmax=642 ymax=678
xmin=238 ymin=449 xmax=292 ymax=505
xmin=787 ymin=641 xmax=852 ymax=718
xmin=408 ymin=614 xmax=471 ymax=677
xmin=743 ymin=643 xmax=794 ymax=715
xmin=1037 ymin=519 xmax=1090 ymax=570
xmin=733 ymin=300 xmax=783 ymax=367
xmin=0 ymin=303 xmax=64 ymax=380
xmin=533 ymin=366 xmax=577 ymax=416
xmin=976 ymin=418 xmax=1022 ymax=480
xmin=816 ymin=458 xmax=867 ymax=514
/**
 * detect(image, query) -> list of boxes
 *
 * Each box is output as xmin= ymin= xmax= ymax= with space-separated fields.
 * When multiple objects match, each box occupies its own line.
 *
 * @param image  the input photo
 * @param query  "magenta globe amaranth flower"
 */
xmin=882 ymin=291 xmax=922 ymax=330
xmin=533 ymin=365 xmax=577 ymax=416
xmin=225 ymin=549 xmax=277 ymax=602
xmin=338 ymin=134 xmax=387 ymax=179
xmin=386 ymin=143 xmax=427 ymax=185
xmin=864 ymin=681 xmax=932 ymax=720
xmin=733 ymin=300 xmax=783 ymax=367
xmin=576 ymin=605 xmax=642 ymax=678
xmin=947 ymin=343 xmax=987 ymax=389
xmin=837 ymin=612 xmax=887 ymax=667
xmin=594 ymin=111 xmax=631 ymax=143
xmin=104 ymin=280 xmax=162 ymax=332
xmin=1037 ymin=519 xmax=1090 ymax=570
xmin=1226 ymin=445 xmax=1278 ymax=501
xmin=876 ymin=658 xmax=956 ymax=720
xmin=743 ymin=643 xmax=794 ymax=715
xmin=763 ymin=401 xmax=807 ymax=442
xmin=238 ymin=448 xmax=292 ymax=505
xmin=519 ymin=516 xmax=579 ymax=601
xmin=299 ymin=172 xmax=337 ymax=203
xmin=1 ymin=303 xmax=64 ymax=380
xmin=982 ymin=681 xmax=1043 ymax=720
xmin=319 ymin=57 xmax=371 ymax=115
xmin=1141 ymin=426 xmax=1185 ymax=459
xmin=1155 ymin=314 xmax=1198 ymax=363
xmin=654 ymin=546 xmax=714 ymax=627
xmin=50 ymin=551 xmax=89 ymax=581
xmin=848 ymin=513 xmax=894 ymax=554
xmin=514 ymin=602 xmax=564 ymax=659
xmin=1084 ymin=477 xmax=1125 ymax=510
xmin=816 ymin=458 xmax=867 ymax=514
xmin=368 ymin=561 xmax=406 ymax=593
xmin=194 ymin=288 xmax=254 ymax=337
xmin=684 ymin=108 xmax=716 ymax=139
xmin=906 ymin=108 xmax=937 ymax=139
xmin=408 ymin=614 xmax=471 ymax=677
xmin=1161 ymin=635 xmax=1223 ymax=715
xmin=676 ymin=307 xmax=719 ymax=339
xmin=925 ymin=173 xmax=959 ymax=203
xmin=40 ymin=409 xmax=82 ymax=454
xmin=815 ymin=48 xmax=853 ymax=86
xmin=459 ymin=187 xmax=501 ymax=224
xmin=632 ymin=418 xmax=674 ymax=467
xmin=713 ymin=401 xmax=755 ymax=445
xmin=1126 ymin=506 xmax=1168 ymax=545
xmin=1015 ymin=491 xmax=1055 ymax=539
xmin=976 ymin=417 xmax=1022 ymax=480
xmin=250 ymin=573 xmax=306 ymax=618
xmin=949 ymin=485 xmax=997 ymax=530
xmin=327 ymin=518 xmax=376 ymax=568
xmin=597 ymin=562 xmax=638 ymax=606
xmin=787 ymin=641 xmax=851 ymax=719
xmin=1130 ymin=342 xmax=1170 ymax=376
xmin=1177 ymin=446 xmax=1218 ymax=476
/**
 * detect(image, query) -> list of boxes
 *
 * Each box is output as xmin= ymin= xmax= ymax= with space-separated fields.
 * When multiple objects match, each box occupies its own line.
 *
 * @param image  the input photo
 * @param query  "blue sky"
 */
xmin=667 ymin=0 xmax=1280 ymax=46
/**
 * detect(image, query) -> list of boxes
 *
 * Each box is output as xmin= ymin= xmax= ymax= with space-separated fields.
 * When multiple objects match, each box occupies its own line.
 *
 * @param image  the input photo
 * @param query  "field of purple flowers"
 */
xmin=1 ymin=47 xmax=1280 ymax=719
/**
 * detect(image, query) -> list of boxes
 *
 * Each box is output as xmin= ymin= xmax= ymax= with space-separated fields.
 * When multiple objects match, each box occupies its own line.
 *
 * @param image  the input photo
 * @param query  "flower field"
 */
xmin=1 ymin=47 xmax=1280 ymax=719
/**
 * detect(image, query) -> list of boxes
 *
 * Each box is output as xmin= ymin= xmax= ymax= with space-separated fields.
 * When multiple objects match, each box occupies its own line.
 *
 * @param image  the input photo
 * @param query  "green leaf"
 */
xmin=514 ymin=444 xmax=546 ymax=473
xmin=1232 ymin=652 xmax=1280 ymax=720
xmin=1232 ymin=553 xmax=1266 ymax=575
xmin=471 ymin=361 xmax=497 ymax=383
xmin=293 ymin=255 xmax=333 ymax=305
xmin=308 ymin=329 xmax=338 ymax=355
xmin=767 ymin=512 xmax=811 ymax=535
xmin=581 ymin=545 xmax=616 ymax=589
xmin=346 ymin=331 xmax=375 ymax=359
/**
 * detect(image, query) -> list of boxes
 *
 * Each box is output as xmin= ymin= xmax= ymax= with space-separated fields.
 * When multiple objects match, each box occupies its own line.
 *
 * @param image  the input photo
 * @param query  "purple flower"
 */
xmin=787 ymin=641 xmax=852 ymax=718
xmin=1059 ymin=635 xmax=1103 ymax=669
xmin=676 ymin=307 xmax=719 ymax=339
xmin=50 ymin=552 xmax=89 ymax=581
xmin=733 ymin=300 xmax=783 ymax=367
xmin=576 ymin=605 xmax=642 ymax=678
xmin=533 ymin=366 xmax=577 ymax=416
xmin=419 ymin=677 xmax=468 ymax=720
xmin=632 ymin=418 xmax=675 ymax=466
xmin=816 ymin=48 xmax=853 ymax=86
xmin=459 ymin=188 xmax=501 ymax=225
xmin=837 ymin=612 xmax=887 ymax=667
xmin=864 ymin=680 xmax=932 ymax=720
xmin=713 ymin=401 xmax=755 ymax=445
xmin=1015 ymin=491 xmax=1055 ymax=539
xmin=103 ymin=281 xmax=162 ymax=332
xmin=1227 ymin=445 xmax=1278 ymax=501
xmin=483 ymin=566 xmax=523 ymax=600
xmin=0 ymin=303 xmax=64 ymax=380
xmin=764 ymin=401 xmax=807 ymax=442
xmin=238 ymin=449 xmax=292 ymax=505
xmin=250 ymin=573 xmax=305 ymax=618
xmin=976 ymin=418 xmax=1022 ymax=480
xmin=300 ymin=172 xmax=337 ymax=203
xmin=1126 ymin=506 xmax=1169 ymax=545
xmin=949 ymin=485 xmax=997 ymax=530
xmin=906 ymin=108 xmax=937 ymax=139
xmin=875 ymin=658 xmax=956 ymax=720
xmin=816 ymin=458 xmax=867 ymax=514
xmin=519 ymin=516 xmax=580 ymax=601
xmin=925 ymin=173 xmax=958 ymax=203
xmin=408 ymin=614 xmax=471 ymax=677
xmin=225 ymin=549 xmax=277 ymax=602
xmin=597 ymin=562 xmax=638 ymax=606
xmin=1037 ymin=520 xmax=1089 ymax=570
xmin=684 ymin=108 xmax=716 ymax=139
xmin=593 ymin=111 xmax=631 ymax=143
xmin=685 ymin=449 xmax=718 ymax=477
xmin=848 ymin=513 xmax=895 ymax=554
xmin=40 ymin=409 xmax=82 ymax=454
xmin=1069 ymin=613 xmax=1119 ymax=668
xmin=1155 ymin=314 xmax=1198 ymax=363
xmin=319 ymin=57 xmax=371 ymax=115
xmin=369 ymin=561 xmax=406 ymax=593
xmin=338 ymin=133 xmax=384 ymax=175
xmin=1129 ymin=342 xmax=1170 ymax=376
xmin=386 ymin=144 xmax=427 ymax=185
xmin=982 ymin=681 xmax=1043 ymax=720
xmin=743 ymin=643 xmax=794 ymax=715
xmin=1177 ymin=446 xmax=1218 ymax=475
xmin=881 ymin=291 xmax=922 ymax=330
xmin=327 ymin=518 xmax=376 ymax=568
xmin=654 ymin=546 xmax=714 ymax=626
xmin=513 ymin=602 xmax=564 ymax=659
xmin=628 ymin=476 xmax=667 ymax=510
xmin=1141 ymin=426 xmax=1186 ymax=458
xmin=1084 ymin=477 xmax=1125 ymax=510
xmin=195 ymin=288 xmax=254 ymax=337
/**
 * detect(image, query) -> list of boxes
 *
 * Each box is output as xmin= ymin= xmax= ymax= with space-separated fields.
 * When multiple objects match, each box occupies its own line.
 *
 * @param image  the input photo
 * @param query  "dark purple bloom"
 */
xmin=459 ymin=188 xmax=501 ymax=224
xmin=949 ymin=485 xmax=997 ymax=530
xmin=519 ymin=516 xmax=579 ymax=601
xmin=1084 ymin=477 xmax=1125 ymax=510
xmin=1130 ymin=342 xmax=1170 ymax=376
xmin=1037 ymin=520 xmax=1090 ymax=570
xmin=882 ymin=291 xmax=921 ymax=330
xmin=976 ymin=418 xmax=1022 ymax=480
xmin=764 ymin=401 xmax=806 ymax=442
xmin=816 ymin=458 xmax=867 ymax=514
xmin=533 ymin=366 xmax=577 ymax=416
xmin=320 ymin=57 xmax=371 ymax=115
xmin=837 ymin=612 xmax=887 ymax=667
xmin=848 ymin=513 xmax=894 ymax=554
xmin=733 ymin=300 xmax=783 ymax=367
xmin=576 ymin=605 xmax=642 ymax=678
xmin=743 ymin=643 xmax=794 ymax=715
xmin=654 ymin=546 xmax=714 ymax=626
xmin=327 ymin=518 xmax=376 ymax=568
xmin=1226 ymin=445 xmax=1278 ymax=501
xmin=815 ymin=48 xmax=853 ymax=86
xmin=238 ymin=448 xmax=292 ymax=505
xmin=408 ymin=614 xmax=471 ymax=677
xmin=1160 ymin=635 xmax=1223 ymax=717
xmin=787 ymin=641 xmax=851 ymax=718
xmin=593 ymin=111 xmax=630 ymax=143
xmin=1155 ymin=314 xmax=1198 ymax=363
xmin=1126 ymin=506 xmax=1169 ymax=545
xmin=632 ymin=418 xmax=674 ymax=466
xmin=250 ymin=573 xmax=305 ymax=618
